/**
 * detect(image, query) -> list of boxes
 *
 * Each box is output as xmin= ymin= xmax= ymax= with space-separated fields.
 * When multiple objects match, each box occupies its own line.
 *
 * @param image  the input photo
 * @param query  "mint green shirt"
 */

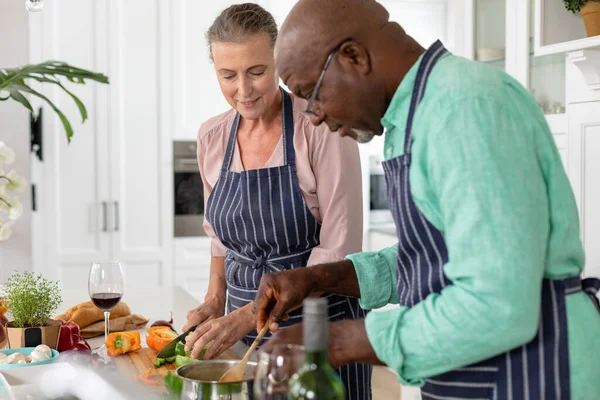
xmin=347 ymin=52 xmax=600 ymax=398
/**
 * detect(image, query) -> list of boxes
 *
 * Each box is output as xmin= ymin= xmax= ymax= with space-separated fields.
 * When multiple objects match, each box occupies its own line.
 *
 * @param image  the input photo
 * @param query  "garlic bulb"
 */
xmin=29 ymin=349 xmax=50 ymax=362
xmin=34 ymin=344 xmax=52 ymax=358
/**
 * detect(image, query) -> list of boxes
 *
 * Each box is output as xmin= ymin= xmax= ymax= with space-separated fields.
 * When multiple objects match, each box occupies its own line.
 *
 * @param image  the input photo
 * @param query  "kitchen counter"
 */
xmin=58 ymin=286 xmax=250 ymax=357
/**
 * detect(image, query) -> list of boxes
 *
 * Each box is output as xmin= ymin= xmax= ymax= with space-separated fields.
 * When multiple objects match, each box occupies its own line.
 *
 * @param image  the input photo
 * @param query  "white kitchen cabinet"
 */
xmin=174 ymin=237 xmax=211 ymax=301
xmin=568 ymin=102 xmax=600 ymax=280
xmin=534 ymin=0 xmax=600 ymax=56
xmin=28 ymin=0 xmax=172 ymax=289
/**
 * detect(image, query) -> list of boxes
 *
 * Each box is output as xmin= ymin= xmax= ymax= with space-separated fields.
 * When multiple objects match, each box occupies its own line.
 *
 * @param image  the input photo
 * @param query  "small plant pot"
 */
xmin=582 ymin=2 xmax=600 ymax=37
xmin=6 ymin=319 xmax=61 ymax=350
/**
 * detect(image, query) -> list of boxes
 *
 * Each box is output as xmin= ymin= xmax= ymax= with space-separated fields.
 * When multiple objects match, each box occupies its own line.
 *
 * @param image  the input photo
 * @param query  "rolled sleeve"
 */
xmin=346 ymin=244 xmax=399 ymax=309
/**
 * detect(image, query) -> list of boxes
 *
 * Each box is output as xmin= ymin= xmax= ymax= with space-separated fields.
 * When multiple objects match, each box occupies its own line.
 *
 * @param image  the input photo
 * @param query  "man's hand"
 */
xmin=254 ymin=260 xmax=361 ymax=333
xmin=261 ymin=319 xmax=384 ymax=369
xmin=254 ymin=268 xmax=316 ymax=333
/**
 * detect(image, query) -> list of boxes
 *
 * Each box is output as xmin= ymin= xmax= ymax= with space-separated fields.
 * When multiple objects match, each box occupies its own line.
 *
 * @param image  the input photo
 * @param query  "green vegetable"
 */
xmin=166 ymin=355 xmax=177 ymax=363
xmin=154 ymin=355 xmax=178 ymax=368
xmin=174 ymin=341 xmax=189 ymax=357
xmin=164 ymin=372 xmax=183 ymax=399
xmin=1 ymin=271 xmax=62 ymax=328
xmin=175 ymin=355 xmax=195 ymax=368
xmin=153 ymin=357 xmax=165 ymax=368
xmin=113 ymin=336 xmax=123 ymax=349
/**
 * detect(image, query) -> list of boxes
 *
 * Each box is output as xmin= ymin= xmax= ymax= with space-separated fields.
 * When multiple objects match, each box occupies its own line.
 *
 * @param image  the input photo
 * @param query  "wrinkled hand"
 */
xmin=182 ymin=294 xmax=226 ymax=333
xmin=254 ymin=268 xmax=315 ymax=333
xmin=184 ymin=308 xmax=251 ymax=360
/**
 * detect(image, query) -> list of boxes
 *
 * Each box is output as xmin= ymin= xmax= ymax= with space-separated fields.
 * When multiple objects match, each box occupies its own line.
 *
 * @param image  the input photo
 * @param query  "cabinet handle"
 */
xmin=113 ymin=201 xmax=119 ymax=232
xmin=102 ymin=202 xmax=108 ymax=232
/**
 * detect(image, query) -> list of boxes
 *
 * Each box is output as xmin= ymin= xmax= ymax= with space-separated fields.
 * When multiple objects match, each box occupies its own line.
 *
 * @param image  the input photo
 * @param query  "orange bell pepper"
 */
xmin=106 ymin=331 xmax=141 ymax=357
xmin=146 ymin=326 xmax=178 ymax=353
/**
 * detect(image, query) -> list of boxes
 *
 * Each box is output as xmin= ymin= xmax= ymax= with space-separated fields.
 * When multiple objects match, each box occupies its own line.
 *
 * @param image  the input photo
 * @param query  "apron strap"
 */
xmin=403 ymin=40 xmax=448 ymax=158
xmin=564 ymin=275 xmax=600 ymax=312
xmin=281 ymin=88 xmax=296 ymax=166
xmin=221 ymin=112 xmax=241 ymax=173
xmin=220 ymin=87 xmax=295 ymax=173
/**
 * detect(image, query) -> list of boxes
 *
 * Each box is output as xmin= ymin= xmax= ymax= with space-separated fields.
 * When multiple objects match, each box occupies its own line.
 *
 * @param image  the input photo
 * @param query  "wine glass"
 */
xmin=88 ymin=261 xmax=125 ymax=361
xmin=254 ymin=344 xmax=305 ymax=400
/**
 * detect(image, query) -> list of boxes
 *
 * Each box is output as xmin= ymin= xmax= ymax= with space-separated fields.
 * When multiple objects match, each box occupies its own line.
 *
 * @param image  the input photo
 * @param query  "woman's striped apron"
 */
xmin=206 ymin=88 xmax=372 ymax=399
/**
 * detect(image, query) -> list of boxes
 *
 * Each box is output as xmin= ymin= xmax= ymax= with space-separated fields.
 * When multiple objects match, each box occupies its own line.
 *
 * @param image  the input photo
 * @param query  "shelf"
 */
xmin=567 ymin=49 xmax=600 ymax=90
xmin=535 ymin=35 xmax=600 ymax=57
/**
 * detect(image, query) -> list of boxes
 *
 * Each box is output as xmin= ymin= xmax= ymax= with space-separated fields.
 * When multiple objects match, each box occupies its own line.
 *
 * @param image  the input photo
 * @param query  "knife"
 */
xmin=156 ymin=325 xmax=196 ymax=359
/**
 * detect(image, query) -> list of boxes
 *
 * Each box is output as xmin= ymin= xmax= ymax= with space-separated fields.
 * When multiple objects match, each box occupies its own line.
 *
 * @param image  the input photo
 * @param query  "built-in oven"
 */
xmin=173 ymin=141 xmax=207 ymax=237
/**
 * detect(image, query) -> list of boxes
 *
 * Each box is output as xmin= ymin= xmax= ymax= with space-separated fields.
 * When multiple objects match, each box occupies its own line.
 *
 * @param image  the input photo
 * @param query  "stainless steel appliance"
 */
xmin=173 ymin=141 xmax=207 ymax=237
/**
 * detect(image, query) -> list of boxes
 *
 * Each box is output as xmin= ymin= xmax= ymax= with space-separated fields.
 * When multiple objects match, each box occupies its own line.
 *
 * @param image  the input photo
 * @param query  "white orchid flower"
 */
xmin=8 ymin=198 xmax=23 ymax=221
xmin=0 ymin=195 xmax=9 ymax=212
xmin=4 ymin=171 xmax=27 ymax=193
xmin=0 ymin=196 xmax=22 ymax=221
xmin=0 ymin=221 xmax=13 ymax=241
xmin=0 ymin=142 xmax=16 ymax=165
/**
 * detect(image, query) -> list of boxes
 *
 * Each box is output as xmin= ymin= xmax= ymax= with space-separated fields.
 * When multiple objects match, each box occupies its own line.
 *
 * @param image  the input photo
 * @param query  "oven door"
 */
xmin=173 ymin=156 xmax=207 ymax=237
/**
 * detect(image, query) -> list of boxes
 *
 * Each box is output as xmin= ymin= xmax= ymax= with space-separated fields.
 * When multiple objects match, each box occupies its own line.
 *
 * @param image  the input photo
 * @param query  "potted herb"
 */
xmin=1 ymin=271 xmax=63 ymax=349
xmin=564 ymin=0 xmax=600 ymax=37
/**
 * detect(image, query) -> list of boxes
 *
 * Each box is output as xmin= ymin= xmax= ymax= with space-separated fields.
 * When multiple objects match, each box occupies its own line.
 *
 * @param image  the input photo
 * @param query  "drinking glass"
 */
xmin=88 ymin=261 xmax=125 ymax=361
xmin=254 ymin=344 xmax=305 ymax=400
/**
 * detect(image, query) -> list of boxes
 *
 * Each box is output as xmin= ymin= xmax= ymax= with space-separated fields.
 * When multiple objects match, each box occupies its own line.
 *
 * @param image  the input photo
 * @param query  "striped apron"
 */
xmin=205 ymin=88 xmax=372 ymax=400
xmin=383 ymin=40 xmax=600 ymax=399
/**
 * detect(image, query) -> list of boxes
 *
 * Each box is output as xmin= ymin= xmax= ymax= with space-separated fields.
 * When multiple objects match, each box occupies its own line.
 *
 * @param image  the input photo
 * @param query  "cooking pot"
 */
xmin=176 ymin=360 xmax=257 ymax=400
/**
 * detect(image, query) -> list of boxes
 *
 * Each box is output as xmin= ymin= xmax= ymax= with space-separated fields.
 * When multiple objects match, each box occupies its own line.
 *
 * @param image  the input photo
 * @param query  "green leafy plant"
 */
xmin=2 ymin=271 xmax=62 ymax=328
xmin=564 ymin=0 xmax=600 ymax=13
xmin=0 ymin=61 xmax=109 ymax=143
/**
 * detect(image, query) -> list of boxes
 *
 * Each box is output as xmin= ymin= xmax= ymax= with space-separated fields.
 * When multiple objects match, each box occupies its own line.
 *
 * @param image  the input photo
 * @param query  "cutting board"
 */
xmin=112 ymin=347 xmax=241 ymax=392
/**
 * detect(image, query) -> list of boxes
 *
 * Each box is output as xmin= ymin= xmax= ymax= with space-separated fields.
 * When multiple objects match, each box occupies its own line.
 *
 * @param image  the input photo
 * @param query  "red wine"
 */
xmin=91 ymin=293 xmax=122 ymax=310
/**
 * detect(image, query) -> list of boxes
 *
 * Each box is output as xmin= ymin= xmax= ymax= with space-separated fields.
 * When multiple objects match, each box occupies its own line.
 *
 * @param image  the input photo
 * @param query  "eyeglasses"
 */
xmin=304 ymin=40 xmax=349 ymax=115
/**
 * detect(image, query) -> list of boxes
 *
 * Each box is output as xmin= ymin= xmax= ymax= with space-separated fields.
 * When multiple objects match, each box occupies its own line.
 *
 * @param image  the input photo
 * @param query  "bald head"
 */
xmin=274 ymin=0 xmax=422 ymax=143
xmin=276 ymin=0 xmax=393 ymax=78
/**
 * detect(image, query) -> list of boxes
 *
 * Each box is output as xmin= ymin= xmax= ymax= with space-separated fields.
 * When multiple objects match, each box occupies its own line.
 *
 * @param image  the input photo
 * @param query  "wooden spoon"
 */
xmin=218 ymin=324 xmax=270 ymax=383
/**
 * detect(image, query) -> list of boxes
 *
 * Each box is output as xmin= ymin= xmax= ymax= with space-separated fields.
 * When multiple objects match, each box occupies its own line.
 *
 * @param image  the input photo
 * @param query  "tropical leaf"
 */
xmin=0 ymin=61 xmax=109 ymax=143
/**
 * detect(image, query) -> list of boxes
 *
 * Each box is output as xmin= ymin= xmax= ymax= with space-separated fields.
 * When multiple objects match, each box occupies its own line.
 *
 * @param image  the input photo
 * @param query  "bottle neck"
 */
xmin=305 ymin=349 xmax=329 ymax=367
xmin=303 ymin=308 xmax=329 ymax=360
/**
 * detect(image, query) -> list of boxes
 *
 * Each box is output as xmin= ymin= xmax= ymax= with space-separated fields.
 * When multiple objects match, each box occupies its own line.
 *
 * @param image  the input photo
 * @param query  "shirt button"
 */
xmin=386 ymin=147 xmax=392 ymax=156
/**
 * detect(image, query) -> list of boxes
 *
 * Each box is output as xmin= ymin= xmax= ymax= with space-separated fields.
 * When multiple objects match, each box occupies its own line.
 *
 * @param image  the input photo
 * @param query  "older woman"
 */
xmin=182 ymin=3 xmax=371 ymax=398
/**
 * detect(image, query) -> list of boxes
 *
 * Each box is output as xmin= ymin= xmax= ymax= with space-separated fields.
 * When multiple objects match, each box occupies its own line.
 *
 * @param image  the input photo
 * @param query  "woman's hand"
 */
xmin=184 ymin=304 xmax=254 ymax=360
xmin=182 ymin=293 xmax=226 ymax=332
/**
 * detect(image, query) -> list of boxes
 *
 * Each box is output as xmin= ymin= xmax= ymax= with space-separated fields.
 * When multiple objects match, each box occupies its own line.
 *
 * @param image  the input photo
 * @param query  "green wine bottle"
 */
xmin=287 ymin=298 xmax=346 ymax=400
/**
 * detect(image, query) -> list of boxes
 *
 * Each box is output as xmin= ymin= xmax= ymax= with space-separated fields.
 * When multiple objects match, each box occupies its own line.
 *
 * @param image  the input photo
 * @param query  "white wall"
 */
xmin=0 ymin=0 xmax=33 ymax=279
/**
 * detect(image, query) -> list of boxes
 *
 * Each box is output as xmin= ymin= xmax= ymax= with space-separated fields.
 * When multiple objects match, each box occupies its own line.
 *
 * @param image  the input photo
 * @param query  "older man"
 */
xmin=253 ymin=0 xmax=600 ymax=399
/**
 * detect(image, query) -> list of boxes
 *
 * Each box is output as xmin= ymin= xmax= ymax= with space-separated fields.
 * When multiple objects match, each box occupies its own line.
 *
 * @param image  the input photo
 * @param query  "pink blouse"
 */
xmin=196 ymin=96 xmax=363 ymax=266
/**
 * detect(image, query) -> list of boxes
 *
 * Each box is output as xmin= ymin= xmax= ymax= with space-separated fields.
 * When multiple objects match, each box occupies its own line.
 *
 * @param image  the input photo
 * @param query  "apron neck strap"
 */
xmin=404 ymin=40 xmax=447 ymax=156
xmin=221 ymin=87 xmax=296 ymax=172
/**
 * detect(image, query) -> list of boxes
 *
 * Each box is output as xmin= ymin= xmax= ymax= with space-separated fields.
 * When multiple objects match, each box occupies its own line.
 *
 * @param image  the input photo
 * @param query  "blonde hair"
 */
xmin=207 ymin=3 xmax=278 ymax=62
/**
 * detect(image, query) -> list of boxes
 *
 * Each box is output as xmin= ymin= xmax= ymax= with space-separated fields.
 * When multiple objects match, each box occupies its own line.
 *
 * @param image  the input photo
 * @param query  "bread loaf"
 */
xmin=55 ymin=301 xmax=131 ymax=329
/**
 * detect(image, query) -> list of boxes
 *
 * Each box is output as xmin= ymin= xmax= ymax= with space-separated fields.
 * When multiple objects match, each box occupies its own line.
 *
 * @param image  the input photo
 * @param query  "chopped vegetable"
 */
xmin=106 ymin=331 xmax=141 ymax=357
xmin=174 ymin=341 xmax=189 ymax=357
xmin=175 ymin=355 xmax=195 ymax=368
xmin=146 ymin=326 xmax=178 ymax=353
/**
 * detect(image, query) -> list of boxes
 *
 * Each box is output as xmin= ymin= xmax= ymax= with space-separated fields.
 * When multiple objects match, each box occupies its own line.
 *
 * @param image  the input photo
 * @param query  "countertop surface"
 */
xmin=58 ymin=286 xmax=250 ymax=357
